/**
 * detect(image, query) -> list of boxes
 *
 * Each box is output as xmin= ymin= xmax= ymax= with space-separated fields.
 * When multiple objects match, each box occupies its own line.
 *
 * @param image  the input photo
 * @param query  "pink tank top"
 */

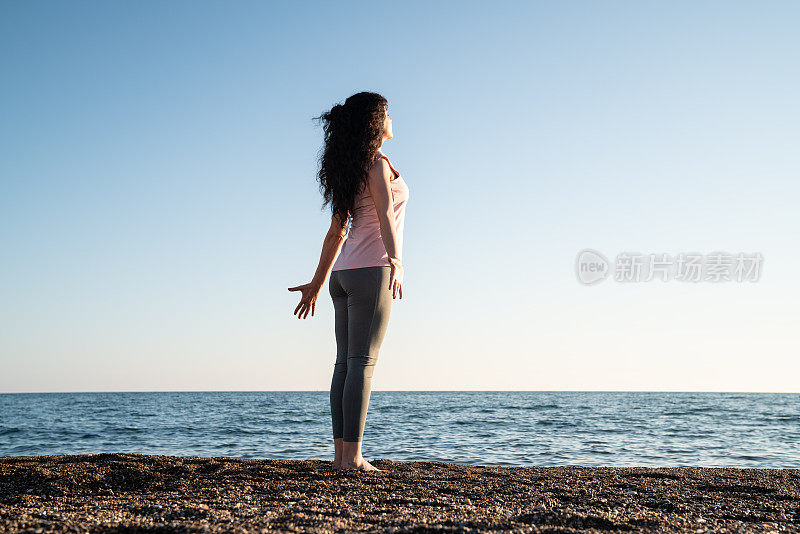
xmin=332 ymin=149 xmax=410 ymax=271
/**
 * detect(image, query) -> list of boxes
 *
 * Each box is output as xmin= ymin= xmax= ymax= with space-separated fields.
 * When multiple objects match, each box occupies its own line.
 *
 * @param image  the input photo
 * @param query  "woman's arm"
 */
xmin=368 ymin=159 xmax=401 ymax=263
xmin=368 ymin=159 xmax=404 ymax=298
xmin=311 ymin=213 xmax=348 ymax=288
xmin=287 ymin=212 xmax=347 ymax=319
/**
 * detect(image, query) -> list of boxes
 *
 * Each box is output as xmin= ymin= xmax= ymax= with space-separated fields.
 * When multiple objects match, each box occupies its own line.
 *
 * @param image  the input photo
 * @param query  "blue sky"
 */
xmin=1 ymin=1 xmax=798 ymax=393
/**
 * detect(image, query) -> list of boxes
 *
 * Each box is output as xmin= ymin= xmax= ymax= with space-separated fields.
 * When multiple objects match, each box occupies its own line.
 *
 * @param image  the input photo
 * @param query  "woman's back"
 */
xmin=332 ymin=150 xmax=409 ymax=271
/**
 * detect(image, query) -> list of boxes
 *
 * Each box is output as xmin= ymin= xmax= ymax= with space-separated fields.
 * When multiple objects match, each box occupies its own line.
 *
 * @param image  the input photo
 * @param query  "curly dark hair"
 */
xmin=313 ymin=91 xmax=388 ymax=231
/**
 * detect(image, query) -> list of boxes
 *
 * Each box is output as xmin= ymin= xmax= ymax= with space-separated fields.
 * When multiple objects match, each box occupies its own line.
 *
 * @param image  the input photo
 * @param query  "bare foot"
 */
xmin=343 ymin=458 xmax=381 ymax=472
xmin=332 ymin=460 xmax=344 ymax=470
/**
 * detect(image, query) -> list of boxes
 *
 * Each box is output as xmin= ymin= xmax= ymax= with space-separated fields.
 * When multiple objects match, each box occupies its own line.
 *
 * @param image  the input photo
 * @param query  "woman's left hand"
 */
xmin=388 ymin=259 xmax=403 ymax=300
xmin=288 ymin=281 xmax=322 ymax=319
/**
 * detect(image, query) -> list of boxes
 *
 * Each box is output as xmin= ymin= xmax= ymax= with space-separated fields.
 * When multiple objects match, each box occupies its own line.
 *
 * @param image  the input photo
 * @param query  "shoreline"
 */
xmin=1 ymin=453 xmax=798 ymax=533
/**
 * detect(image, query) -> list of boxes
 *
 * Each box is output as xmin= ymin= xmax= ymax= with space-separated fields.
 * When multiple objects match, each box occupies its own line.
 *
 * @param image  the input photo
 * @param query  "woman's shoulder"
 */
xmin=372 ymin=149 xmax=387 ymax=167
xmin=371 ymin=150 xmax=399 ymax=179
xmin=363 ymin=150 xmax=386 ymax=172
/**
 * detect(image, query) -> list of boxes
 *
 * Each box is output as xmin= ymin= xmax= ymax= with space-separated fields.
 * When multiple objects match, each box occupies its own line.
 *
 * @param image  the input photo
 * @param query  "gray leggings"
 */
xmin=329 ymin=266 xmax=393 ymax=442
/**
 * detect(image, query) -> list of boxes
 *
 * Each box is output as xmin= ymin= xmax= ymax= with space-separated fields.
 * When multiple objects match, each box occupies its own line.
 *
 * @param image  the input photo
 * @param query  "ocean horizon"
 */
xmin=2 ymin=391 xmax=798 ymax=468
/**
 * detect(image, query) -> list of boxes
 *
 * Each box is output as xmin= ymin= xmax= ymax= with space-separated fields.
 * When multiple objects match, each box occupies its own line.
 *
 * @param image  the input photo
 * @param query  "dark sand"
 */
xmin=1 ymin=453 xmax=798 ymax=533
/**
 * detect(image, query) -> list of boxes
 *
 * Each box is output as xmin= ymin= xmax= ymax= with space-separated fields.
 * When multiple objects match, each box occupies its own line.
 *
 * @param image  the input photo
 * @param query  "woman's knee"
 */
xmin=346 ymin=353 xmax=378 ymax=375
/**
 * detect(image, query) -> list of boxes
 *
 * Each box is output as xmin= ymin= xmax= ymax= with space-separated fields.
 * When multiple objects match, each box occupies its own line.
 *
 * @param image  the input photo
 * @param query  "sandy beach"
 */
xmin=0 ymin=453 xmax=797 ymax=533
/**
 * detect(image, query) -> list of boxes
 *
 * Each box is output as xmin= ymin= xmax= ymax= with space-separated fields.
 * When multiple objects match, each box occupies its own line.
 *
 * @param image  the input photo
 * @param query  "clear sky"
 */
xmin=1 ymin=1 xmax=798 ymax=393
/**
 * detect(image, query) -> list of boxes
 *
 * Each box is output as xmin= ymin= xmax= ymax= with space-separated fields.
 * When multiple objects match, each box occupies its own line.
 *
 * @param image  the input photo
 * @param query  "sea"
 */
xmin=1 ymin=391 xmax=798 ymax=468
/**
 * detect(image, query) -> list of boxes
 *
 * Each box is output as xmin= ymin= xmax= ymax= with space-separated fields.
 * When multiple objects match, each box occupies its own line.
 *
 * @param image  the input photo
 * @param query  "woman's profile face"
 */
xmin=383 ymin=107 xmax=393 ymax=140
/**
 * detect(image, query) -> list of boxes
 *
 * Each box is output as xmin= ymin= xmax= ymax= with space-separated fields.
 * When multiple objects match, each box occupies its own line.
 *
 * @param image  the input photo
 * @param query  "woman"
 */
xmin=287 ymin=92 xmax=410 ymax=471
